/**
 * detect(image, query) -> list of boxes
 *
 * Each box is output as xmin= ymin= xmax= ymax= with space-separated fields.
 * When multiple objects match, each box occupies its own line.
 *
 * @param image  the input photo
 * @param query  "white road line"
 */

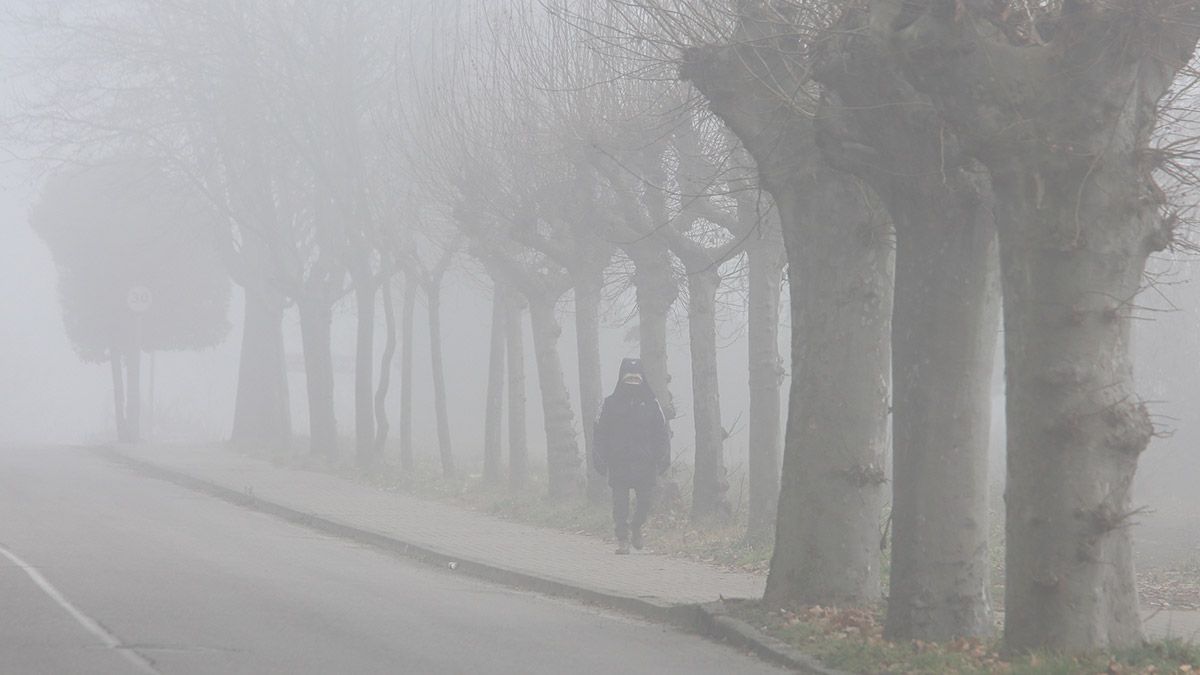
xmin=0 ymin=543 xmax=161 ymax=675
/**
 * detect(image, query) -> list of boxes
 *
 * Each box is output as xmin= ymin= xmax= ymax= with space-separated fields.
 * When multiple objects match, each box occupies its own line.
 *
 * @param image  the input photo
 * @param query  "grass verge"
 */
xmin=728 ymin=600 xmax=1200 ymax=675
xmin=279 ymin=449 xmax=773 ymax=574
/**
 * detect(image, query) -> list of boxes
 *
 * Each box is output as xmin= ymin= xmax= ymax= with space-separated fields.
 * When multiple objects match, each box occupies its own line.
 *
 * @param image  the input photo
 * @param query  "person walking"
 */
xmin=593 ymin=358 xmax=670 ymax=555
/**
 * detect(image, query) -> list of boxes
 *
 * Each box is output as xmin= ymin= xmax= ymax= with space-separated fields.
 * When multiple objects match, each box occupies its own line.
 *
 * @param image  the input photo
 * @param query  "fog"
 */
xmin=0 ymin=181 xmax=783 ymax=476
xmin=4 ymin=1 xmax=1200 ymax=670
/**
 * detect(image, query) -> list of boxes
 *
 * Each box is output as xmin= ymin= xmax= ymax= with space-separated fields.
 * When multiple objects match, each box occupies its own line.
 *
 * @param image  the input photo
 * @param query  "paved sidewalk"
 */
xmin=102 ymin=444 xmax=1198 ymax=645
xmin=104 ymin=445 xmax=765 ymax=612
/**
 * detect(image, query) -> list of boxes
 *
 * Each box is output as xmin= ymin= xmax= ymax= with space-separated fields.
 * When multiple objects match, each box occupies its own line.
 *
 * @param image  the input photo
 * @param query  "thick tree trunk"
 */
xmin=994 ymin=166 xmax=1151 ymax=651
xmin=399 ymin=277 xmax=417 ymax=473
xmin=528 ymin=296 xmax=582 ymax=501
xmin=426 ymin=282 xmax=455 ymax=478
xmin=506 ymin=293 xmax=529 ymax=490
xmin=632 ymin=254 xmax=677 ymax=421
xmin=483 ymin=283 xmax=507 ymax=485
xmin=763 ymin=171 xmax=893 ymax=608
xmin=688 ymin=266 xmax=728 ymax=521
xmin=574 ymin=276 xmax=607 ymax=503
xmin=745 ymin=237 xmax=786 ymax=542
xmin=298 ymin=299 xmax=338 ymax=458
xmin=885 ymin=194 xmax=999 ymax=640
xmin=354 ymin=280 xmax=378 ymax=467
xmin=812 ymin=33 xmax=1002 ymax=636
xmin=373 ymin=278 xmax=398 ymax=457
xmin=230 ymin=289 xmax=291 ymax=451
xmin=111 ymin=350 xmax=129 ymax=442
xmin=683 ymin=40 xmax=893 ymax=607
xmin=877 ymin=7 xmax=1191 ymax=647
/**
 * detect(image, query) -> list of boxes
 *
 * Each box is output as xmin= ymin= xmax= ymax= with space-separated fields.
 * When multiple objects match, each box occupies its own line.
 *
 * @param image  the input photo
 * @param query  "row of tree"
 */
xmin=603 ymin=0 xmax=1199 ymax=653
xmin=14 ymin=0 xmax=1200 ymax=655
xmin=16 ymin=0 xmax=790 ymax=533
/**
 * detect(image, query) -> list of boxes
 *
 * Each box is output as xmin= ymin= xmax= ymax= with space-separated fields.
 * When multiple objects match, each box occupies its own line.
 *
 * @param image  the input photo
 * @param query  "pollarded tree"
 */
xmin=267 ymin=0 xmax=413 ymax=469
xmin=31 ymin=161 xmax=231 ymax=442
xmin=401 ymin=235 xmax=459 ymax=479
xmin=813 ymin=6 xmax=1001 ymax=640
xmin=482 ymin=5 xmax=619 ymax=501
xmin=878 ymin=0 xmax=1200 ymax=651
xmin=562 ymin=0 xmax=788 ymax=535
xmin=404 ymin=10 xmax=586 ymax=498
xmin=605 ymin=2 xmax=894 ymax=606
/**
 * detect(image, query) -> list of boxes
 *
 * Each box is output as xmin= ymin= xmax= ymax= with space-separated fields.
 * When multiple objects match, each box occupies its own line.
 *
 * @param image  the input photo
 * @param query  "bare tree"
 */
xmin=812 ymin=7 xmax=1001 ymax=639
xmin=875 ymin=0 xmax=1200 ymax=650
xmin=600 ymin=1 xmax=893 ymax=605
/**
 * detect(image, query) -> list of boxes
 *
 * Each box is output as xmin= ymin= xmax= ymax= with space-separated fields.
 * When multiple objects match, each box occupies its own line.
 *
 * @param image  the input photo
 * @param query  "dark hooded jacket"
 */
xmin=593 ymin=359 xmax=670 ymax=489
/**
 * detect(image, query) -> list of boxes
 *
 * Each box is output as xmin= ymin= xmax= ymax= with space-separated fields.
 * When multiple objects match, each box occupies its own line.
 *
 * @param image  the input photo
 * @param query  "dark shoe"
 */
xmin=615 ymin=540 xmax=631 ymax=555
xmin=630 ymin=527 xmax=643 ymax=550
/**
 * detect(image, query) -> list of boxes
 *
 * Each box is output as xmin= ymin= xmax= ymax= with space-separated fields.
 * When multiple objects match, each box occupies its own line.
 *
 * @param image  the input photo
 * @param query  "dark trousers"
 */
xmin=612 ymin=484 xmax=653 ymax=542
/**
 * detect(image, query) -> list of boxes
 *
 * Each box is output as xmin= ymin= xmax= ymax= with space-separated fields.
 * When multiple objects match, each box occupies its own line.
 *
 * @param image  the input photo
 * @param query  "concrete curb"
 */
xmin=99 ymin=447 xmax=847 ymax=673
xmin=698 ymin=601 xmax=851 ymax=675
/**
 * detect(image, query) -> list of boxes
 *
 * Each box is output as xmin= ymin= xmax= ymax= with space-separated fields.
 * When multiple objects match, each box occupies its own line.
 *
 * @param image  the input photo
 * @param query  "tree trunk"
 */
xmin=876 ymin=8 xmax=1191 ymax=648
xmin=373 ymin=277 xmax=398 ymax=457
xmin=574 ymin=275 xmax=607 ymax=503
xmin=884 ymin=194 xmax=999 ymax=640
xmin=298 ymin=299 xmax=338 ymax=459
xmin=632 ymin=253 xmax=677 ymax=421
xmin=763 ymin=170 xmax=893 ymax=608
xmin=146 ymin=352 xmax=155 ymax=439
xmin=354 ymin=280 xmax=378 ymax=467
xmin=427 ymin=281 xmax=455 ymax=478
xmin=812 ymin=35 xmax=1002 ymax=636
xmin=528 ymin=296 xmax=582 ymax=501
xmin=231 ymin=288 xmax=291 ymax=451
xmin=683 ymin=42 xmax=893 ymax=607
xmin=111 ymin=349 xmax=129 ymax=442
xmin=994 ymin=165 xmax=1151 ymax=651
xmin=506 ymin=292 xmax=529 ymax=490
xmin=125 ymin=326 xmax=142 ymax=443
xmin=745 ymin=236 xmax=786 ymax=542
xmin=483 ymin=283 xmax=507 ymax=484
xmin=688 ymin=266 xmax=728 ymax=521
xmin=399 ymin=277 xmax=417 ymax=473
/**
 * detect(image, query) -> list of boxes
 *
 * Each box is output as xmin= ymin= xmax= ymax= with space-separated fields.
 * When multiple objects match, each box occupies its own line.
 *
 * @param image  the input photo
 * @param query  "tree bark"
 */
xmin=685 ymin=43 xmax=893 ymax=608
xmin=426 ymin=281 xmax=455 ymax=478
xmin=298 ymin=298 xmax=338 ymax=458
xmin=812 ymin=32 xmax=1001 ymax=638
xmin=885 ymin=193 xmax=999 ymax=640
xmin=506 ymin=291 xmax=529 ymax=490
xmin=373 ymin=277 xmax=398 ymax=457
xmin=881 ymin=5 xmax=1200 ymax=648
xmin=528 ymin=296 xmax=582 ymax=501
xmin=483 ymin=283 xmax=507 ymax=484
xmin=687 ymin=266 xmax=728 ymax=521
xmin=763 ymin=171 xmax=893 ymax=608
xmin=574 ymin=275 xmax=607 ymax=503
xmin=744 ymin=234 xmax=786 ymax=542
xmin=994 ymin=165 xmax=1151 ymax=651
xmin=399 ymin=276 xmax=417 ymax=473
xmin=354 ymin=280 xmax=378 ymax=467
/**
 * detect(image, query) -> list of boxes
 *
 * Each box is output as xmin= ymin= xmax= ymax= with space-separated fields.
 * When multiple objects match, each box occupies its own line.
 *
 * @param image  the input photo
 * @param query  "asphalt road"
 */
xmin=0 ymin=445 xmax=783 ymax=675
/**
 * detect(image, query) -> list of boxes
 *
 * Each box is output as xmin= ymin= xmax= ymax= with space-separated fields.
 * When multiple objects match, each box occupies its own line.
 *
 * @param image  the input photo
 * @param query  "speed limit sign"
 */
xmin=126 ymin=286 xmax=153 ymax=314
